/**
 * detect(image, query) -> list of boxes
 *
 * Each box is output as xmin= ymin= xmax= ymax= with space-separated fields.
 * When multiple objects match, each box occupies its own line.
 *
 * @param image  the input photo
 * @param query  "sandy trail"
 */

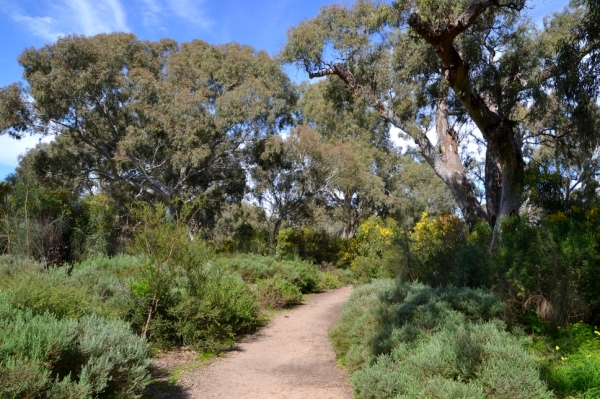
xmin=178 ymin=285 xmax=354 ymax=399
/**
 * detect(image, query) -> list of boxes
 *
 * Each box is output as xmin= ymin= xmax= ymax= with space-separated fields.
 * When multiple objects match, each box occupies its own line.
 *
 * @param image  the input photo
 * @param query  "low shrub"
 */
xmin=319 ymin=270 xmax=344 ymax=290
xmin=216 ymin=254 xmax=321 ymax=294
xmin=256 ymin=276 xmax=303 ymax=309
xmin=0 ymin=254 xmax=45 ymax=276
xmin=0 ymin=294 xmax=149 ymax=398
xmin=144 ymin=269 xmax=262 ymax=351
xmin=123 ymin=205 xmax=265 ymax=350
xmin=329 ymin=279 xmax=396 ymax=371
xmin=0 ymin=249 xmax=263 ymax=353
xmin=529 ymin=320 xmax=600 ymax=397
xmin=0 ymin=255 xmax=135 ymax=321
xmin=330 ymin=280 xmax=553 ymax=399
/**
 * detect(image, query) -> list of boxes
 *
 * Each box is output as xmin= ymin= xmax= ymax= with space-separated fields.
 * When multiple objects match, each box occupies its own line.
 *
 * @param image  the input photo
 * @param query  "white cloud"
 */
xmin=8 ymin=0 xmax=129 ymax=42
xmin=63 ymin=0 xmax=129 ymax=35
xmin=12 ymin=15 xmax=66 ymax=42
xmin=5 ymin=0 xmax=213 ymax=43
xmin=167 ymin=0 xmax=212 ymax=30
xmin=141 ymin=0 xmax=162 ymax=27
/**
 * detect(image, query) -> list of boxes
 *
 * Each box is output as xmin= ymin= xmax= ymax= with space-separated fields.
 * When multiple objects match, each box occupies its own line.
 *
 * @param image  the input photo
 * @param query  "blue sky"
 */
xmin=0 ymin=0 xmax=570 ymax=180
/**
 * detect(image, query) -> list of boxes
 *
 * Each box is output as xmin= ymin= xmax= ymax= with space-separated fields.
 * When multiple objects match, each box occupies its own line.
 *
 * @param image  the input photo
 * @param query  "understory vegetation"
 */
xmin=0 ymin=206 xmax=348 ymax=398
xmin=330 ymin=281 xmax=552 ymax=399
xmin=1 ymin=0 xmax=600 ymax=397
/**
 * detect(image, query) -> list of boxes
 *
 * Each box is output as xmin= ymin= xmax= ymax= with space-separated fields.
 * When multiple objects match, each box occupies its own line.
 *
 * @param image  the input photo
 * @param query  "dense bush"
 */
xmin=209 ymin=202 xmax=270 ymax=254
xmin=330 ymin=280 xmax=552 ymax=399
xmin=0 ymin=252 xmax=263 ymax=353
xmin=493 ymin=215 xmax=600 ymax=325
xmin=0 ymin=255 xmax=137 ymax=321
xmin=0 ymin=294 xmax=149 ymax=399
xmin=350 ymin=216 xmax=404 ymax=283
xmin=275 ymin=227 xmax=346 ymax=264
xmin=408 ymin=212 xmax=470 ymax=286
xmin=78 ymin=194 xmax=119 ymax=258
xmin=123 ymin=204 xmax=265 ymax=350
xmin=318 ymin=270 xmax=345 ymax=290
xmin=256 ymin=276 xmax=303 ymax=309
xmin=527 ymin=319 xmax=600 ymax=398
xmin=144 ymin=269 xmax=262 ymax=351
xmin=216 ymin=253 xmax=321 ymax=294
xmin=0 ymin=245 xmax=335 ymax=354
xmin=329 ymin=279 xmax=397 ymax=371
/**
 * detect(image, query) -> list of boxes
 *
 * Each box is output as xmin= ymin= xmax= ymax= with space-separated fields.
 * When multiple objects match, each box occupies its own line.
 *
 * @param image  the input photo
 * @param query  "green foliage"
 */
xmin=0 ymin=202 xmax=267 ymax=353
xmin=79 ymin=194 xmax=118 ymax=257
xmin=251 ymin=126 xmax=337 ymax=241
xmin=451 ymin=242 xmax=491 ymax=288
xmin=0 ymin=294 xmax=149 ymax=399
xmin=370 ymin=282 xmax=505 ymax=357
xmin=275 ymin=227 xmax=345 ymax=264
xmin=2 ymin=271 xmax=94 ymax=319
xmin=0 ymin=254 xmax=45 ymax=276
xmin=210 ymin=202 xmax=269 ymax=255
xmin=330 ymin=280 xmax=552 ymax=399
xmin=493 ymin=215 xmax=600 ymax=325
xmin=329 ymin=279 xmax=397 ymax=371
xmin=0 ymin=255 xmax=135 ymax=321
xmin=126 ymin=203 xmax=263 ymax=350
xmin=1 ymin=34 xmax=297 ymax=215
xmin=149 ymin=269 xmax=262 ymax=351
xmin=216 ymin=253 xmax=321 ymax=294
xmin=318 ymin=270 xmax=345 ymax=290
xmin=408 ymin=212 xmax=469 ymax=285
xmin=350 ymin=216 xmax=404 ymax=283
xmin=0 ymin=171 xmax=83 ymax=264
xmin=529 ymin=320 xmax=600 ymax=398
xmin=256 ymin=276 xmax=303 ymax=309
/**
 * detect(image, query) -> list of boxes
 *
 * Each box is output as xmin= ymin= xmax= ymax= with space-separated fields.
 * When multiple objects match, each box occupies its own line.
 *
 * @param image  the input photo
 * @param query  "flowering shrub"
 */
xmin=408 ymin=211 xmax=468 ymax=285
xmin=350 ymin=216 xmax=403 ymax=283
xmin=530 ymin=321 xmax=600 ymax=397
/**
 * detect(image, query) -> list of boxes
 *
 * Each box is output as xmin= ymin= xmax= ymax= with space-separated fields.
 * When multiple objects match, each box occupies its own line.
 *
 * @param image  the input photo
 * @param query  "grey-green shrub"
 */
xmin=329 ymin=279 xmax=396 ymax=371
xmin=330 ymin=280 xmax=553 ymax=399
xmin=0 ymin=255 xmax=135 ymax=321
xmin=0 ymin=254 xmax=45 ymax=276
xmin=0 ymin=294 xmax=149 ymax=398
xmin=217 ymin=254 xmax=321 ymax=293
xmin=257 ymin=276 xmax=303 ymax=309
xmin=125 ymin=214 xmax=263 ymax=350
xmin=146 ymin=269 xmax=262 ymax=351
xmin=318 ymin=270 xmax=345 ymax=290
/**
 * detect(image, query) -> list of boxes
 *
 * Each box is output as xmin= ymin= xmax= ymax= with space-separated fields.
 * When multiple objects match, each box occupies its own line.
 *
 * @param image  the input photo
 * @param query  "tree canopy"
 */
xmin=282 ymin=0 xmax=600 ymax=238
xmin=0 ymin=33 xmax=297 ymax=215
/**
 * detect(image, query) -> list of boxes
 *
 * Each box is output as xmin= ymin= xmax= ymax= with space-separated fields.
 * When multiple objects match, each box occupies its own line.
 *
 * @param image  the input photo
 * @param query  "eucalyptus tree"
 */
xmin=251 ymin=125 xmax=338 ymax=240
xmin=299 ymin=80 xmax=389 ymax=237
xmin=282 ymin=0 xmax=598 ymax=237
xmin=300 ymin=80 xmax=454 ymax=237
xmin=0 ymin=33 xmax=297 ymax=216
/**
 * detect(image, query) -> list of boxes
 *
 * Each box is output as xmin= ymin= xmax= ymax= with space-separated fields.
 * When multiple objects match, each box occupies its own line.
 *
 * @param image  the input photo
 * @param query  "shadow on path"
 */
xmin=142 ymin=364 xmax=191 ymax=399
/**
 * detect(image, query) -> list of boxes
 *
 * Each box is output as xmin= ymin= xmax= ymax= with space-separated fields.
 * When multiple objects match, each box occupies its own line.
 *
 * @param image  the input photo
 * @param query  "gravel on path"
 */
xmin=179 ymin=285 xmax=354 ymax=399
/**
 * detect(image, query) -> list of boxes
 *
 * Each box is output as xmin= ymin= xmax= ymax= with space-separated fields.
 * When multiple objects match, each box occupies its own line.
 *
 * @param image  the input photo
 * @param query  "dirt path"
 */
xmin=168 ymin=286 xmax=354 ymax=399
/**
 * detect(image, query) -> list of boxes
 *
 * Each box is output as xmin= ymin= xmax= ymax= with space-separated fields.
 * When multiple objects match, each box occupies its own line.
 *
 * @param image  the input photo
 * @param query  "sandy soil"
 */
xmin=150 ymin=285 xmax=354 ymax=399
